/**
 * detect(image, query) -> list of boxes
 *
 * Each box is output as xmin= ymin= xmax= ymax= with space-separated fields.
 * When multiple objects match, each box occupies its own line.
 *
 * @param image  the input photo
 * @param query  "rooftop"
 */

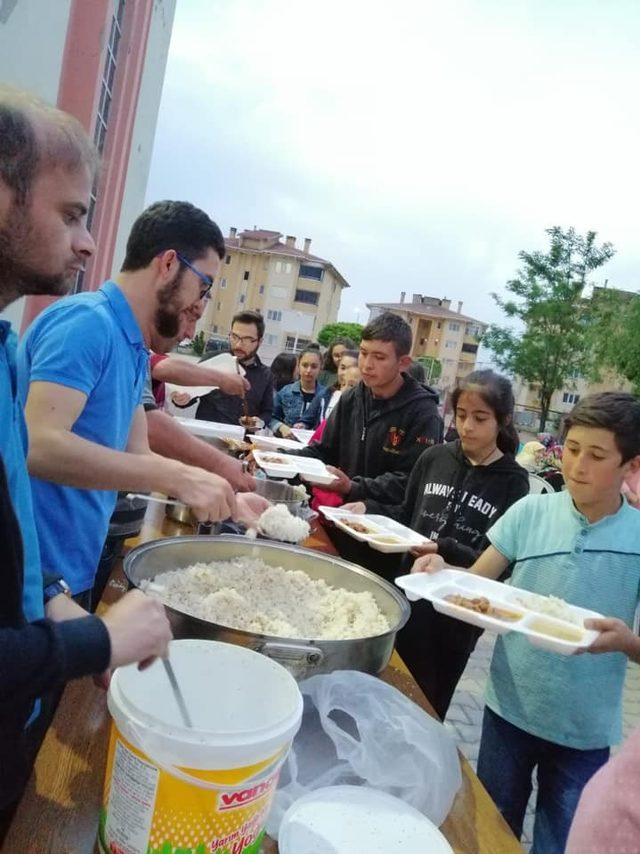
xmin=367 ymin=299 xmax=487 ymax=326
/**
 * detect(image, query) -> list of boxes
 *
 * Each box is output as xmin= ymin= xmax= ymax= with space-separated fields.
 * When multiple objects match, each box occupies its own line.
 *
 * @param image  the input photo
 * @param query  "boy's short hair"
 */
xmin=405 ymin=360 xmax=426 ymax=383
xmin=360 ymin=312 xmax=412 ymax=357
xmin=563 ymin=392 xmax=640 ymax=462
xmin=232 ymin=309 xmax=265 ymax=339
xmin=122 ymin=200 xmax=225 ymax=270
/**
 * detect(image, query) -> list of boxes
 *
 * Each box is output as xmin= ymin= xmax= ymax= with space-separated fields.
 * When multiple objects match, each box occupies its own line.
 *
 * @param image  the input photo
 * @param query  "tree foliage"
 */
xmin=482 ymin=227 xmax=615 ymax=430
xmin=191 ymin=330 xmax=206 ymax=357
xmin=417 ymin=356 xmax=442 ymax=381
xmin=588 ymin=287 xmax=640 ymax=393
xmin=317 ymin=322 xmax=364 ymax=347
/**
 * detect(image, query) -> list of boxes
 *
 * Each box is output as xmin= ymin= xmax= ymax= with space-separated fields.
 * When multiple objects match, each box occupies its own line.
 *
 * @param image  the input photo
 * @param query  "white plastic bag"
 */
xmin=267 ymin=670 xmax=462 ymax=837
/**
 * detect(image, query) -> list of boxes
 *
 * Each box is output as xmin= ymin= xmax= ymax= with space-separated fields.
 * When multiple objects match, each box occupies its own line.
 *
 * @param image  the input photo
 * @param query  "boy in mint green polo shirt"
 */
xmin=412 ymin=392 xmax=640 ymax=854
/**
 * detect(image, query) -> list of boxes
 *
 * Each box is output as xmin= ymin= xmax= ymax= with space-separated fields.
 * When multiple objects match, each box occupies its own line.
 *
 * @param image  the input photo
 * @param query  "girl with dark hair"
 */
xmin=319 ymin=336 xmax=356 ymax=387
xmin=342 ymin=369 xmax=529 ymax=718
xmin=270 ymin=347 xmax=325 ymax=437
xmin=270 ymin=352 xmax=299 ymax=392
xmin=299 ymin=350 xmax=359 ymax=429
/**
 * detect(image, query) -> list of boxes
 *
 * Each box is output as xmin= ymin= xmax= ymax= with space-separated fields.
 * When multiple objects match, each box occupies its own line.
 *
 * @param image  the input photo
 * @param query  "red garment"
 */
xmin=149 ymin=352 xmax=169 ymax=408
xmin=309 ymin=420 xmax=344 ymax=512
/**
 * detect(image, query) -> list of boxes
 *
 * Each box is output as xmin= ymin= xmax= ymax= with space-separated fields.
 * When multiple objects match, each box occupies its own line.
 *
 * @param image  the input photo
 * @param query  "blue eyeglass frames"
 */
xmin=176 ymin=252 xmax=214 ymax=300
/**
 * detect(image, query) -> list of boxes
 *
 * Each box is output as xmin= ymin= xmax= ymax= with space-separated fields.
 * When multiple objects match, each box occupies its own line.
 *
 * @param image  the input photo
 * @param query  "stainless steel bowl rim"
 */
xmin=123 ymin=534 xmax=410 ymax=644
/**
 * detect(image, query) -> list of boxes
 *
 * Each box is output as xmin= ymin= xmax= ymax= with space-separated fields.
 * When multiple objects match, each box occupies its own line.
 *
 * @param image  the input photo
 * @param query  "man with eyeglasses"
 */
xmin=17 ymin=200 xmax=263 ymax=607
xmin=190 ymin=310 xmax=274 ymax=428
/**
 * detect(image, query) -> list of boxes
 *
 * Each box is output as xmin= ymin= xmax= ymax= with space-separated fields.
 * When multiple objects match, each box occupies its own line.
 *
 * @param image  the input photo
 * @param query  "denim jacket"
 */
xmin=270 ymin=380 xmax=327 ymax=433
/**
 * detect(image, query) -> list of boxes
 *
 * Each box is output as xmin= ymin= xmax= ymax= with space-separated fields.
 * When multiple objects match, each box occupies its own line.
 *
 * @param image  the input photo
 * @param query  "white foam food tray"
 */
xmin=253 ymin=451 xmax=337 ymax=485
xmin=319 ymin=507 xmax=432 ymax=554
xmin=395 ymin=569 xmax=602 ymax=655
xmin=174 ymin=417 xmax=245 ymax=441
xmin=291 ymin=428 xmax=314 ymax=445
xmin=250 ymin=434 xmax=308 ymax=452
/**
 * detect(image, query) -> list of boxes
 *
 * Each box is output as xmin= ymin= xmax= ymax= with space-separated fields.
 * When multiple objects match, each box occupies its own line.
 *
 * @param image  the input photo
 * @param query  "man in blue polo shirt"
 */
xmin=412 ymin=392 xmax=640 ymax=853
xmin=18 ymin=200 xmax=247 ymax=605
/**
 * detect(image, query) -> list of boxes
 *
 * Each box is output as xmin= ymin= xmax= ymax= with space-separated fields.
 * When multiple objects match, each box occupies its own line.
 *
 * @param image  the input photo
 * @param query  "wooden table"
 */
xmin=5 ymin=508 xmax=521 ymax=853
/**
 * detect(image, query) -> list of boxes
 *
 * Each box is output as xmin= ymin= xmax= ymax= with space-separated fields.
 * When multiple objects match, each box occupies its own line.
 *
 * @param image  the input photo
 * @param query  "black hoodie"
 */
xmin=296 ymin=375 xmax=443 ymax=504
xmin=366 ymin=439 xmax=530 ymax=566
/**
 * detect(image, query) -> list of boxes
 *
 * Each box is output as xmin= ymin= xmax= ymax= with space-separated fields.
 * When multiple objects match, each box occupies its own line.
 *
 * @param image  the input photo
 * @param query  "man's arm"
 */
xmin=146 ymin=409 xmax=255 ymax=492
xmin=411 ymin=544 xmax=510 ymax=577
xmin=24 ymin=382 xmax=237 ymax=521
xmin=152 ymin=357 xmax=248 ymax=397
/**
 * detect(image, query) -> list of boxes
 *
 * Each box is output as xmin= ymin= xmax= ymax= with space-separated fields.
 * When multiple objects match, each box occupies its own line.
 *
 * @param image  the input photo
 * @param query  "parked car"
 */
xmin=202 ymin=334 xmax=231 ymax=358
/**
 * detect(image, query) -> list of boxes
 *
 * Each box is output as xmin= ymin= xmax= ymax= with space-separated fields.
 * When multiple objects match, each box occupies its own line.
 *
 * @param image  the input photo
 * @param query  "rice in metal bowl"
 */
xmin=143 ymin=556 xmax=390 ymax=640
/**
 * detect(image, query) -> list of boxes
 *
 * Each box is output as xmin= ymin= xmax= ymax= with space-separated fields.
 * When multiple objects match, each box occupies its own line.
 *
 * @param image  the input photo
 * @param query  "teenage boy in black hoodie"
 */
xmin=294 ymin=312 xmax=443 ymax=571
xmin=0 ymin=87 xmax=172 ymax=834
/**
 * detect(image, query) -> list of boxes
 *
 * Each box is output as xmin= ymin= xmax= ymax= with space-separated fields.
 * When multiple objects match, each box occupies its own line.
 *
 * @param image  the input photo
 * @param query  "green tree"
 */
xmin=191 ymin=330 xmax=205 ymax=357
xmin=588 ymin=286 xmax=640 ymax=392
xmin=483 ymin=227 xmax=615 ymax=431
xmin=417 ymin=356 xmax=442 ymax=382
xmin=317 ymin=322 xmax=364 ymax=347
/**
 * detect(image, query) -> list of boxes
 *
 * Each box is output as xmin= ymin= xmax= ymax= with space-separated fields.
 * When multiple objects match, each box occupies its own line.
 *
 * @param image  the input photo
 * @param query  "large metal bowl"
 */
xmin=124 ymin=535 xmax=410 ymax=679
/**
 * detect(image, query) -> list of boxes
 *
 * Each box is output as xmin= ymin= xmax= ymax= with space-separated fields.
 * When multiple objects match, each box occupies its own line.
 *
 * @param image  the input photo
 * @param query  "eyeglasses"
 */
xmin=229 ymin=332 xmax=258 ymax=346
xmin=176 ymin=252 xmax=214 ymax=300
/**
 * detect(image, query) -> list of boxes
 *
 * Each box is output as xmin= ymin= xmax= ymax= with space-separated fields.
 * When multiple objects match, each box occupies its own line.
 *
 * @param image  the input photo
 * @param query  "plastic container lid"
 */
xmin=278 ymin=786 xmax=453 ymax=853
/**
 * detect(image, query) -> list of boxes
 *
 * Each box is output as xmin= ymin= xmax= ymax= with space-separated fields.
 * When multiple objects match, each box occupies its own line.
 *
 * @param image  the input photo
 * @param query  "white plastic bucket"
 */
xmin=99 ymin=639 xmax=303 ymax=854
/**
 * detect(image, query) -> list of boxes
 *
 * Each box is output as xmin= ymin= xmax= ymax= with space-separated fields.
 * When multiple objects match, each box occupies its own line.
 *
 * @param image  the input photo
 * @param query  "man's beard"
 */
xmin=153 ymin=270 xmax=186 ymax=340
xmin=0 ymin=206 xmax=74 ymax=306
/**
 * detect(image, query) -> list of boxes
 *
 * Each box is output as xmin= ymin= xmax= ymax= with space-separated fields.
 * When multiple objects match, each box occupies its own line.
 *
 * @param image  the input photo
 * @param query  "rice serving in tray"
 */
xmin=144 ymin=557 xmax=390 ymax=640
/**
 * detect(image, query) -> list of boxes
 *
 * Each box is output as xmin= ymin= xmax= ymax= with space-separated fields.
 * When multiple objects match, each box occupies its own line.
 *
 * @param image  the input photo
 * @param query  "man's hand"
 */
xmin=584 ymin=617 xmax=640 ymax=662
xmin=171 ymin=391 xmax=193 ymax=406
xmin=341 ymin=501 xmax=366 ymax=514
xmin=411 ymin=553 xmax=445 ymax=574
xmin=101 ymin=590 xmax=172 ymax=670
xmin=215 ymin=456 xmax=256 ymax=493
xmin=168 ymin=462 xmax=237 ymax=522
xmin=318 ymin=466 xmax=353 ymax=495
xmin=216 ymin=372 xmax=250 ymax=396
xmin=236 ymin=493 xmax=271 ymax=527
xmin=278 ymin=425 xmax=294 ymax=438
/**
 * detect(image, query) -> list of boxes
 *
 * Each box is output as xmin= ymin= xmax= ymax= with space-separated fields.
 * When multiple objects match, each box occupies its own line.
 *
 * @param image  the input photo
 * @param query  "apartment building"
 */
xmin=200 ymin=228 xmax=349 ymax=361
xmin=0 ymin=0 xmax=176 ymax=331
xmin=366 ymin=293 xmax=488 ymax=391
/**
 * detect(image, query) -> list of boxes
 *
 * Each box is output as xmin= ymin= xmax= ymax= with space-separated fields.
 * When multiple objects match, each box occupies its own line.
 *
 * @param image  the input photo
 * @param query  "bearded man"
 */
xmin=17 ymin=200 xmax=253 ymax=606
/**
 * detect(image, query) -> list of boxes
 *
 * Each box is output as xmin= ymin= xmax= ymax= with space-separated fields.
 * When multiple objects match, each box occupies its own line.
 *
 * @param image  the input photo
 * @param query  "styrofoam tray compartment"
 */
xmin=291 ymin=428 xmax=314 ymax=445
xmin=253 ymin=451 xmax=337 ymax=485
xmin=251 ymin=434 xmax=308 ymax=452
xmin=319 ymin=507 xmax=432 ymax=553
xmin=395 ymin=569 xmax=602 ymax=655
xmin=174 ymin=416 xmax=245 ymax=441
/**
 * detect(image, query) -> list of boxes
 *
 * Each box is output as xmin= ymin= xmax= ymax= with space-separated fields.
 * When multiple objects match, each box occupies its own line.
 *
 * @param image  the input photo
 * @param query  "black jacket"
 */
xmin=0 ymin=460 xmax=110 ymax=808
xmin=366 ymin=439 xmax=529 ymax=566
xmin=296 ymin=375 xmax=443 ymax=503
xmin=195 ymin=355 xmax=274 ymax=426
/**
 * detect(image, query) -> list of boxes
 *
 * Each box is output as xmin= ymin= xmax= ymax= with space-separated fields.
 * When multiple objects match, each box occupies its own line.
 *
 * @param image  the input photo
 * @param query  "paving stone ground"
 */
xmin=444 ymin=633 xmax=640 ymax=851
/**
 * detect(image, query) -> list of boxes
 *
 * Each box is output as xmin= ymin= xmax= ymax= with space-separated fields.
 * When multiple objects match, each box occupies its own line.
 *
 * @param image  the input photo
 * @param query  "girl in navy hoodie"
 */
xmin=344 ymin=369 xmax=529 ymax=718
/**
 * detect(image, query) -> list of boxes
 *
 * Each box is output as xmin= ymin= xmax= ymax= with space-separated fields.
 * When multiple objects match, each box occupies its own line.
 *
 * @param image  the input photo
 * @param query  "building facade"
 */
xmin=200 ymin=228 xmax=349 ymax=362
xmin=0 ymin=0 xmax=176 ymax=330
xmin=366 ymin=293 xmax=487 ymax=393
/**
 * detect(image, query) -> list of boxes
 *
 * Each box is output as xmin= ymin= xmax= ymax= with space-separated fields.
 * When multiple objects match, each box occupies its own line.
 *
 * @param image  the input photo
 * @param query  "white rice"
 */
xmin=515 ymin=591 xmax=580 ymax=625
xmin=143 ymin=557 xmax=390 ymax=639
xmin=258 ymin=504 xmax=310 ymax=543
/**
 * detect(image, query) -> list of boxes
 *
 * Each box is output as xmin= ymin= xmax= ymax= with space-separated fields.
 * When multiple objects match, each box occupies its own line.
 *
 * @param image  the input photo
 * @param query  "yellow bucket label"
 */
xmin=99 ymin=725 xmax=282 ymax=854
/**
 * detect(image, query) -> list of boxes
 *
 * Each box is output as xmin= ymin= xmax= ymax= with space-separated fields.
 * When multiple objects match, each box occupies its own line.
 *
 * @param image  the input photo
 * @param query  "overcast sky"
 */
xmin=146 ymin=0 xmax=640 ymax=330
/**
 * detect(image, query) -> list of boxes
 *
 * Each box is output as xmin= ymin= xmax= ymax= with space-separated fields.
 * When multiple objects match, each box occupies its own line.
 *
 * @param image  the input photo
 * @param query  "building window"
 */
xmin=562 ymin=392 xmax=580 ymax=404
xmin=265 ymin=333 xmax=279 ymax=346
xmin=259 ymin=284 xmax=265 ymax=294
xmin=220 ymin=278 xmax=227 ymax=289
xmin=461 ymin=342 xmax=478 ymax=354
xmin=445 ymin=340 xmax=457 ymax=349
xmin=243 ymin=271 xmax=250 ymax=281
xmin=239 ymin=294 xmax=246 ymax=304
xmin=267 ymin=309 xmax=282 ymax=321
xmin=299 ymin=264 xmax=324 ymax=281
xmin=225 ymin=254 xmax=231 ymax=264
xmin=448 ymin=322 xmax=460 ymax=331
xmin=294 ymin=289 xmax=319 ymax=305
xmin=216 ymin=301 xmax=221 ymax=311
xmin=285 ymin=336 xmax=311 ymax=351
xmin=212 ymin=325 xmax=218 ymax=333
